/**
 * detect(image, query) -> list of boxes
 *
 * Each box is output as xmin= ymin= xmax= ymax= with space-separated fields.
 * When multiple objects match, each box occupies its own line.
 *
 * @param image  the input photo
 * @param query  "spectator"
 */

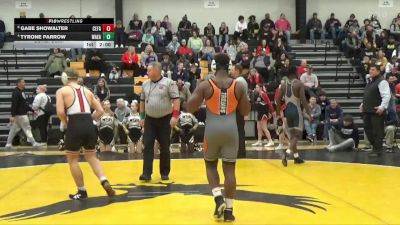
xmin=360 ymin=42 xmax=376 ymax=62
xmin=0 ymin=18 xmax=5 ymax=48
xmin=176 ymin=55 xmax=191 ymax=70
xmin=343 ymin=31 xmax=361 ymax=58
xmin=32 ymin=85 xmax=51 ymax=144
xmin=359 ymin=19 xmax=370 ymax=36
xmin=307 ymin=13 xmax=325 ymax=42
xmin=188 ymin=63 xmax=200 ymax=92
xmin=140 ymin=28 xmax=155 ymax=49
xmin=167 ymin=35 xmax=180 ymax=55
xmin=43 ymin=48 xmax=67 ymax=77
xmin=259 ymin=23 xmax=274 ymax=45
xmin=191 ymin=23 xmax=200 ymax=37
xmin=173 ymin=62 xmax=189 ymax=83
xmin=236 ymin=37 xmax=249 ymax=53
xmin=178 ymin=39 xmax=193 ymax=59
xmin=256 ymin=39 xmax=271 ymax=56
xmin=140 ymin=45 xmax=158 ymax=75
xmin=384 ymin=99 xmax=398 ymax=153
xmin=272 ymin=37 xmax=289 ymax=60
xmin=126 ymin=13 xmax=143 ymax=41
xmin=386 ymin=35 xmax=397 ymax=58
xmin=326 ymin=99 xmax=343 ymax=148
xmin=121 ymin=46 xmax=140 ymax=77
xmin=377 ymin=30 xmax=389 ymax=50
xmin=276 ymin=57 xmax=291 ymax=81
xmin=395 ymin=79 xmax=400 ymax=118
xmin=324 ymin=13 xmax=342 ymax=40
xmin=188 ymin=31 xmax=203 ymax=55
xmin=109 ymin=64 xmax=120 ymax=82
xmin=385 ymin=56 xmax=399 ymax=77
xmin=177 ymin=15 xmax=191 ymax=41
xmin=392 ymin=13 xmax=400 ymax=25
xmin=247 ymin=15 xmax=260 ymax=39
xmin=250 ymin=51 xmax=274 ymax=83
xmin=161 ymin=54 xmax=175 ymax=79
xmin=177 ymin=79 xmax=191 ymax=105
xmin=300 ymin=65 xmax=320 ymax=98
xmin=303 ymin=96 xmax=321 ymax=142
xmin=326 ymin=114 xmax=359 ymax=152
xmin=93 ymin=77 xmax=110 ymax=102
xmin=296 ymin=59 xmax=308 ymax=79
xmin=151 ymin=20 xmax=166 ymax=48
xmin=161 ymin=15 xmax=173 ymax=43
xmin=275 ymin=13 xmax=292 ymax=42
xmin=84 ymin=49 xmax=107 ymax=77
xmin=234 ymin=15 xmax=249 ymax=41
xmin=200 ymin=39 xmax=216 ymax=64
xmin=390 ymin=18 xmax=400 ymax=40
xmin=260 ymin=13 xmax=275 ymax=31
xmin=6 ymin=79 xmax=43 ymax=150
xmin=361 ymin=27 xmax=377 ymax=48
xmin=218 ymin=22 xmax=229 ymax=47
xmin=377 ymin=49 xmax=388 ymax=71
xmin=252 ymin=83 xmax=275 ymax=147
xmin=114 ymin=98 xmax=131 ymax=145
xmin=248 ymin=68 xmax=263 ymax=90
xmin=392 ymin=43 xmax=400 ymax=59
xmin=114 ymin=20 xmax=125 ymax=48
xmin=203 ymin=22 xmax=218 ymax=47
xmin=223 ymin=39 xmax=237 ymax=62
xmin=317 ymin=91 xmax=330 ymax=121
xmin=370 ymin=14 xmax=382 ymax=32
xmin=343 ymin=14 xmax=360 ymax=34
xmin=235 ymin=43 xmax=252 ymax=69
xmin=142 ymin=15 xmax=155 ymax=33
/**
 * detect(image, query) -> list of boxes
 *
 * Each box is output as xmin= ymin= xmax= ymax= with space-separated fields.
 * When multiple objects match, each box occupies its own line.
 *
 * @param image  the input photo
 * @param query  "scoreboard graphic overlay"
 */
xmin=14 ymin=18 xmax=114 ymax=48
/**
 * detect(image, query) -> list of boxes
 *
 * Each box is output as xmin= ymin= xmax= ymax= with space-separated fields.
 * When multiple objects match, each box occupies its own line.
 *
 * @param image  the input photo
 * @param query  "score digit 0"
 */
xmin=102 ymin=24 xmax=114 ymax=32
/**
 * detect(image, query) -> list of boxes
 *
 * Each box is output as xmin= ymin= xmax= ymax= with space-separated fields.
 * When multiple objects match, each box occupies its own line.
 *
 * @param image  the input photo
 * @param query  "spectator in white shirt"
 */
xmin=300 ymin=65 xmax=320 ymax=98
xmin=234 ymin=15 xmax=249 ymax=41
xmin=32 ymin=85 xmax=51 ymax=144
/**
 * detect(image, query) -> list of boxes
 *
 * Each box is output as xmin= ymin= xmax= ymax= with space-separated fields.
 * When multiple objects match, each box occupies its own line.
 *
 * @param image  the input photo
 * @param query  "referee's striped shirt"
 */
xmin=140 ymin=77 xmax=180 ymax=118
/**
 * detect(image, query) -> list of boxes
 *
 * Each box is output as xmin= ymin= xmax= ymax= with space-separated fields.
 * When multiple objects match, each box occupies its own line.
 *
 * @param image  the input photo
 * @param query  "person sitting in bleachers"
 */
xmin=43 ymin=48 xmax=67 ymax=77
xmin=176 ymin=55 xmax=191 ymax=71
xmin=260 ymin=13 xmax=275 ymax=31
xmin=177 ymin=15 xmax=191 ymax=41
xmin=161 ymin=15 xmax=173 ymax=43
xmin=235 ymin=44 xmax=252 ymax=70
xmin=343 ymin=31 xmax=361 ymax=58
xmin=121 ymin=46 xmax=140 ymax=77
xmin=200 ymin=39 xmax=216 ymax=65
xmin=303 ymin=96 xmax=321 ymax=143
xmin=296 ymin=59 xmax=308 ymax=79
xmin=173 ymin=62 xmax=189 ymax=83
xmin=114 ymin=20 xmax=125 ymax=48
xmin=234 ymin=15 xmax=249 ymax=41
xmin=275 ymin=13 xmax=292 ymax=42
xmin=307 ymin=13 xmax=325 ymax=43
xmin=139 ymin=28 xmax=155 ymax=50
xmin=0 ymin=18 xmax=5 ymax=48
xmin=161 ymin=53 xmax=175 ymax=79
xmin=248 ymin=68 xmax=263 ymax=90
xmin=376 ymin=30 xmax=389 ymax=50
xmin=188 ymin=63 xmax=200 ymax=92
xmin=324 ymin=13 xmax=342 ymax=41
xmin=178 ymin=39 xmax=193 ymax=61
xmin=370 ymin=14 xmax=382 ymax=33
xmin=259 ymin=23 xmax=274 ymax=47
xmin=325 ymin=99 xmax=343 ymax=148
xmin=247 ymin=15 xmax=260 ymax=40
xmin=93 ymin=77 xmax=110 ymax=102
xmin=177 ymin=79 xmax=191 ymax=105
xmin=140 ymin=44 xmax=158 ymax=75
xmin=203 ymin=22 xmax=218 ymax=47
xmin=84 ymin=48 xmax=107 ymax=77
xmin=390 ymin=18 xmax=400 ymax=40
xmin=275 ymin=54 xmax=290 ymax=81
xmin=250 ymin=51 xmax=274 ymax=83
xmin=167 ymin=35 xmax=180 ymax=55
xmin=386 ymin=36 xmax=397 ymax=59
xmin=223 ymin=39 xmax=237 ymax=62
xmin=300 ymin=65 xmax=320 ymax=98
xmin=377 ymin=49 xmax=388 ymax=72
xmin=108 ymin=64 xmax=120 ymax=83
xmin=218 ymin=22 xmax=229 ymax=47
xmin=151 ymin=20 xmax=166 ymax=48
xmin=188 ymin=30 xmax=203 ymax=56
xmin=142 ymin=15 xmax=155 ymax=33
xmin=126 ymin=13 xmax=143 ymax=41
xmin=272 ymin=37 xmax=289 ymax=60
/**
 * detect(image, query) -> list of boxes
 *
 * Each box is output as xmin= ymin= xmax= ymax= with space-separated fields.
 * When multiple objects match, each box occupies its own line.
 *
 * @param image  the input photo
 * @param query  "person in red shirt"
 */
xmin=252 ymin=83 xmax=276 ymax=147
xmin=177 ymin=39 xmax=193 ymax=60
xmin=296 ymin=59 xmax=308 ymax=79
xmin=256 ymin=39 xmax=271 ymax=56
xmin=121 ymin=46 xmax=140 ymax=77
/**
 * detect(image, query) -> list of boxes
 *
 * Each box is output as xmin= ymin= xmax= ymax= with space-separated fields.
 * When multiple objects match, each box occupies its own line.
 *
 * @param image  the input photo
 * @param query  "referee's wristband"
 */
xmin=140 ymin=112 xmax=145 ymax=120
xmin=172 ymin=110 xmax=180 ymax=119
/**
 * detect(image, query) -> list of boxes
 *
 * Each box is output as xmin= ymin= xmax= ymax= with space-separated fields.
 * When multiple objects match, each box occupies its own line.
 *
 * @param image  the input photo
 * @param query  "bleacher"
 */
xmin=0 ymin=41 xmax=365 ymax=147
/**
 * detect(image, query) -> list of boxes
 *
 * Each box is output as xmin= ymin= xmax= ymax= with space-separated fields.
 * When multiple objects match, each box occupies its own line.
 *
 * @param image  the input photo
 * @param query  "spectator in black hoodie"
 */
xmin=324 ymin=13 xmax=342 ymax=40
xmin=307 ymin=13 xmax=325 ymax=42
xmin=260 ymin=13 xmax=275 ymax=31
xmin=326 ymin=114 xmax=359 ymax=152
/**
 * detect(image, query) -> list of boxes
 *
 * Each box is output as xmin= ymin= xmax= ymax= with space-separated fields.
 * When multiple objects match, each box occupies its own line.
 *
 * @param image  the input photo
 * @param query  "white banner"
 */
xmin=16 ymin=0 xmax=32 ymax=9
xmin=204 ymin=0 xmax=219 ymax=8
xmin=379 ymin=0 xmax=393 ymax=7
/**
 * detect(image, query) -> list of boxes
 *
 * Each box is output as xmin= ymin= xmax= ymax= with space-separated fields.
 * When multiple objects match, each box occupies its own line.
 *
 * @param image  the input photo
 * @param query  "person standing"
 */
xmin=32 ymin=85 xmax=51 ymax=144
xmin=361 ymin=61 xmax=391 ymax=157
xmin=6 ymin=79 xmax=43 ymax=150
xmin=56 ymin=68 xmax=115 ymax=199
xmin=139 ymin=62 xmax=180 ymax=181
xmin=187 ymin=53 xmax=251 ymax=222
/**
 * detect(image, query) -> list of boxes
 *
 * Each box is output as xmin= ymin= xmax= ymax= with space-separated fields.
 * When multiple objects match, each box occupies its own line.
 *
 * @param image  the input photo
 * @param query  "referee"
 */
xmin=139 ymin=62 xmax=180 ymax=181
xmin=361 ymin=60 xmax=391 ymax=157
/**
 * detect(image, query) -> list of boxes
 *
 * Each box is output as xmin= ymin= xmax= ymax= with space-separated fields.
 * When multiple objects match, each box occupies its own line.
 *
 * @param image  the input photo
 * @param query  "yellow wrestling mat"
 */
xmin=0 ymin=159 xmax=398 ymax=224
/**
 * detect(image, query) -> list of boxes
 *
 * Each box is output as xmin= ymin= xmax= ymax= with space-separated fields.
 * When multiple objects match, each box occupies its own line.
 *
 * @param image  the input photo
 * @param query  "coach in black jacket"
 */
xmin=6 ymin=79 xmax=42 ymax=149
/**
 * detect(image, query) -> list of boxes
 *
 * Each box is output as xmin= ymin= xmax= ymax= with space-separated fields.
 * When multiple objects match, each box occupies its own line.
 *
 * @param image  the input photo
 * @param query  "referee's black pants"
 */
xmin=363 ymin=113 xmax=384 ymax=153
xmin=143 ymin=114 xmax=171 ymax=176
xmin=236 ymin=111 xmax=246 ymax=158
